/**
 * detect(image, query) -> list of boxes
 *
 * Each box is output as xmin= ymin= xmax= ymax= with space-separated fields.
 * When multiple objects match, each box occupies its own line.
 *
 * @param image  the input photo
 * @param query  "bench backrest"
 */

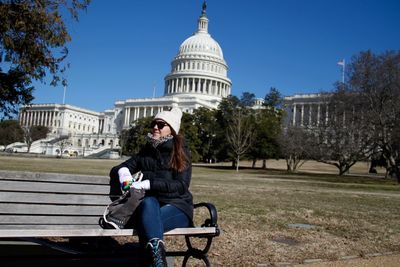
xmin=0 ymin=170 xmax=111 ymax=230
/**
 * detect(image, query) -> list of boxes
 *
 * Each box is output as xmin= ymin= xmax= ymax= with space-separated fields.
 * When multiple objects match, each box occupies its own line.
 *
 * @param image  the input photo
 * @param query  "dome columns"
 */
xmin=165 ymin=77 xmax=230 ymax=97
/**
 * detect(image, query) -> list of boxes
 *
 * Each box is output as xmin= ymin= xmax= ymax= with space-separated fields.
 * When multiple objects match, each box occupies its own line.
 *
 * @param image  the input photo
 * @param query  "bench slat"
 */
xmin=0 ymin=170 xmax=109 ymax=184
xmin=0 ymin=215 xmax=100 ymax=225
xmin=0 ymin=227 xmax=217 ymax=237
xmin=0 ymin=180 xmax=108 ymax=194
xmin=0 ymin=191 xmax=110 ymax=205
xmin=0 ymin=225 xmax=103 ymax=230
xmin=0 ymin=203 xmax=105 ymax=216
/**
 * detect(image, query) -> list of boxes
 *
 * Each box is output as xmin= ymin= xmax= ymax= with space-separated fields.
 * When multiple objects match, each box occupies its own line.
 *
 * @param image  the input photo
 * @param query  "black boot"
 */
xmin=146 ymin=238 xmax=168 ymax=267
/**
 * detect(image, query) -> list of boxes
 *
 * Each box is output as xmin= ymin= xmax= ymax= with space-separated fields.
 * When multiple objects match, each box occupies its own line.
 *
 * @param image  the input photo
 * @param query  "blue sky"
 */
xmin=32 ymin=0 xmax=400 ymax=112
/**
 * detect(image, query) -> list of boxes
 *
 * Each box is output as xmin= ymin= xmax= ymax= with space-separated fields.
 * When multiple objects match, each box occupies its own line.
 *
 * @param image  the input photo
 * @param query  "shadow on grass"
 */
xmin=193 ymin=163 xmax=399 ymax=187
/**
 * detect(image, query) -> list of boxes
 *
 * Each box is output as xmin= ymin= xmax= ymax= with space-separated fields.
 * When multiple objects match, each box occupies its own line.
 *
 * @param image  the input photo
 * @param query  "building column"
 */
xmin=325 ymin=104 xmax=329 ymax=124
xmin=30 ymin=111 xmax=34 ymax=126
xmin=48 ymin=112 xmax=52 ymax=127
xmin=52 ymin=112 xmax=57 ymax=128
xmin=223 ymin=83 xmax=227 ymax=97
xmin=40 ymin=111 xmax=44 ymax=125
xmin=300 ymin=104 xmax=304 ymax=126
xmin=292 ymin=104 xmax=297 ymax=126
xmin=33 ymin=111 xmax=37 ymax=125
xmin=20 ymin=111 xmax=25 ymax=126
xmin=45 ymin=112 xmax=49 ymax=126
xmin=123 ymin=108 xmax=127 ymax=126
xmin=25 ymin=112 xmax=29 ymax=126
xmin=127 ymin=107 xmax=131 ymax=126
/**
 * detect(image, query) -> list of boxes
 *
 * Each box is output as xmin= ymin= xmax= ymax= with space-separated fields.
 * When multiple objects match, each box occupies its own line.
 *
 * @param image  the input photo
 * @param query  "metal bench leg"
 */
xmin=182 ymin=252 xmax=211 ymax=267
xmin=180 ymin=235 xmax=213 ymax=267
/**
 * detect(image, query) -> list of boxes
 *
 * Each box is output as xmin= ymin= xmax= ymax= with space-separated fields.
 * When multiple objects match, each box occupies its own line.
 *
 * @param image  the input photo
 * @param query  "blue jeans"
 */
xmin=133 ymin=196 xmax=190 ymax=245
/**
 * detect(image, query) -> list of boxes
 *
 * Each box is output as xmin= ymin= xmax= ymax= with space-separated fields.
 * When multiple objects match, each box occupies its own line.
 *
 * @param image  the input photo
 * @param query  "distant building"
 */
xmin=17 ymin=2 xmax=231 ymax=157
xmin=283 ymin=93 xmax=329 ymax=127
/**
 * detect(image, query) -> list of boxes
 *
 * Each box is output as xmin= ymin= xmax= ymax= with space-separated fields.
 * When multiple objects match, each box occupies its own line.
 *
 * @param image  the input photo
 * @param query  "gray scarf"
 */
xmin=146 ymin=133 xmax=173 ymax=148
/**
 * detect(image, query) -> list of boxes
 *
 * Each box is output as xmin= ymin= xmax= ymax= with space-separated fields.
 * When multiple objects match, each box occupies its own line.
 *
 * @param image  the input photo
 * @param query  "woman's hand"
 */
xmin=130 ymin=180 xmax=150 ymax=190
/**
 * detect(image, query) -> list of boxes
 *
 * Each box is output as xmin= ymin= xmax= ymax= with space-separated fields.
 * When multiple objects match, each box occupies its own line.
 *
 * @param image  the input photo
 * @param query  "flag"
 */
xmin=337 ymin=59 xmax=345 ymax=66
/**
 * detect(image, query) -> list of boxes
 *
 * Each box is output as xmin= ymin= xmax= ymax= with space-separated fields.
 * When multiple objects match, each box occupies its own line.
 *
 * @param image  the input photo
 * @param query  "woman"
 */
xmin=109 ymin=108 xmax=193 ymax=267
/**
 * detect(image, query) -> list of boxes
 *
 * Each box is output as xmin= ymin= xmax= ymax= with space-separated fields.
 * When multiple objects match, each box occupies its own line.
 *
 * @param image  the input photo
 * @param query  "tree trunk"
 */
xmin=236 ymin=155 xmax=240 ymax=172
xmin=252 ymin=159 xmax=256 ymax=168
xmin=286 ymin=156 xmax=293 ymax=172
xmin=387 ymin=155 xmax=400 ymax=183
xmin=262 ymin=159 xmax=267 ymax=169
xmin=338 ymin=166 xmax=347 ymax=176
xmin=394 ymin=166 xmax=400 ymax=183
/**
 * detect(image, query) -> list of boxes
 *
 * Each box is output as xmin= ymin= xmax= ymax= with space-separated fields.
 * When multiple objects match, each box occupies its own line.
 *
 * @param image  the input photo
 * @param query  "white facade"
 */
xmin=17 ymin=104 xmax=119 ymax=157
xmin=283 ymin=93 xmax=330 ymax=127
xmin=19 ymin=103 xmax=102 ymax=135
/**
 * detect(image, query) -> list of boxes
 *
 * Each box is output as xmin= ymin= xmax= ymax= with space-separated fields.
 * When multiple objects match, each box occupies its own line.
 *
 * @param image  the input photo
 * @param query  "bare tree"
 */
xmin=23 ymin=125 xmax=49 ymax=152
xmin=226 ymin=108 xmax=253 ymax=172
xmin=278 ymin=126 xmax=312 ymax=172
xmin=57 ymin=138 xmax=72 ymax=158
xmin=348 ymin=50 xmax=400 ymax=181
xmin=311 ymin=88 xmax=372 ymax=175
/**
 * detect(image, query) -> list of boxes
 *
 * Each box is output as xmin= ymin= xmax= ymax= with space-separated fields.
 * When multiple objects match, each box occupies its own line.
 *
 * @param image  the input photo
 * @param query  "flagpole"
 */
xmin=337 ymin=59 xmax=345 ymax=83
xmin=62 ymin=85 xmax=67 ymax=104
xmin=342 ymin=59 xmax=345 ymax=84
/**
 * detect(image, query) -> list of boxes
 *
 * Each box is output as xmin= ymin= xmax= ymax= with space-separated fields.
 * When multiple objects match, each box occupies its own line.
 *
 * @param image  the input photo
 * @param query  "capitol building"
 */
xmin=16 ymin=2 xmax=232 ymax=157
xmin=15 ymin=2 xmax=324 ymax=158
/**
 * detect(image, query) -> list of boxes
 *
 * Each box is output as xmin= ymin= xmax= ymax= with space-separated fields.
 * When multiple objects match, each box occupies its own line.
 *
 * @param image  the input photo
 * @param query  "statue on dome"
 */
xmin=202 ymin=0 xmax=207 ymax=15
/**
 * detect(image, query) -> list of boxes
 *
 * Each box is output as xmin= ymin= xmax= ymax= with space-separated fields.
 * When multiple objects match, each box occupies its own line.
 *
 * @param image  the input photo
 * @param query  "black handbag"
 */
xmin=99 ymin=187 xmax=145 ymax=229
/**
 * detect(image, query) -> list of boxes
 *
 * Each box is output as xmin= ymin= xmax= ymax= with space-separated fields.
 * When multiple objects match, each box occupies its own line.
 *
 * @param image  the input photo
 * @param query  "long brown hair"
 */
xmin=170 ymin=132 xmax=189 ymax=172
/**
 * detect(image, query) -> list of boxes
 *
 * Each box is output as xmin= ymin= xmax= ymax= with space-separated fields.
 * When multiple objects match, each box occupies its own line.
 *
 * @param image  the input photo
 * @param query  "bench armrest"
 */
xmin=193 ymin=202 xmax=219 ymax=236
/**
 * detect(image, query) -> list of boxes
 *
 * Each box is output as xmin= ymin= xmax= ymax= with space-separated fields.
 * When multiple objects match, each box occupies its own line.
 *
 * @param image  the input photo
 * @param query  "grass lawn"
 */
xmin=1 ymin=155 xmax=399 ymax=266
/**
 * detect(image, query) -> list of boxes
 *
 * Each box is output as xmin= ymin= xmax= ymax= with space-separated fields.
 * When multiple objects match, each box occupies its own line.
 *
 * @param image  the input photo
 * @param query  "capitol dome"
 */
xmin=164 ymin=2 xmax=231 ymax=101
xmin=179 ymin=31 xmax=224 ymax=59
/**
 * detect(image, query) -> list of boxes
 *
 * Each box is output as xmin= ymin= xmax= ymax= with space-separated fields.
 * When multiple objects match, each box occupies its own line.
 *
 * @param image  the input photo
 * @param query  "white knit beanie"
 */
xmin=154 ymin=108 xmax=183 ymax=134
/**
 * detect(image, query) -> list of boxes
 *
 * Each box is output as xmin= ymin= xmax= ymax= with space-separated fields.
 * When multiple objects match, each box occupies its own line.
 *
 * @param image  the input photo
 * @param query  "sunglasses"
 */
xmin=150 ymin=120 xmax=169 ymax=129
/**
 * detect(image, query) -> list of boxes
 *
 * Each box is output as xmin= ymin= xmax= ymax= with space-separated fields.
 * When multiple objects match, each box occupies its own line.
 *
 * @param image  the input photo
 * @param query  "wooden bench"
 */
xmin=0 ymin=170 xmax=220 ymax=266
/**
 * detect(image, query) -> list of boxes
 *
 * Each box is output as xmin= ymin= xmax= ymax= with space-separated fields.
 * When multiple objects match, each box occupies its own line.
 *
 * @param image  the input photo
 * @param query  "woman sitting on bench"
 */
xmin=109 ymin=108 xmax=193 ymax=267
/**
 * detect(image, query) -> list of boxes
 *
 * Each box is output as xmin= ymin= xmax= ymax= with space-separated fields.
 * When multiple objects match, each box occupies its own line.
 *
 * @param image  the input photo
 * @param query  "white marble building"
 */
xmin=17 ymin=104 xmax=119 ymax=157
xmin=116 ymin=3 xmax=231 ymax=130
xmin=283 ymin=93 xmax=330 ymax=127
xmin=17 ymin=2 xmax=232 ymax=157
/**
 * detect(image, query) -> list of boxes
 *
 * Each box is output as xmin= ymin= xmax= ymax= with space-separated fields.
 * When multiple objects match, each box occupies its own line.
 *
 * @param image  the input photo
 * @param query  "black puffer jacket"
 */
xmin=109 ymin=138 xmax=193 ymax=222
